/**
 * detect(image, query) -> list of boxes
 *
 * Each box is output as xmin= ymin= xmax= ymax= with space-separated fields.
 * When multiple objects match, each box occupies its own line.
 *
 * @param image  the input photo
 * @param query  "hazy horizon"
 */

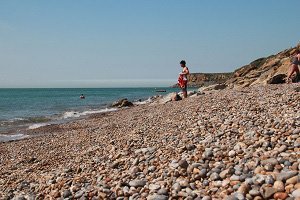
xmin=1 ymin=0 xmax=300 ymax=88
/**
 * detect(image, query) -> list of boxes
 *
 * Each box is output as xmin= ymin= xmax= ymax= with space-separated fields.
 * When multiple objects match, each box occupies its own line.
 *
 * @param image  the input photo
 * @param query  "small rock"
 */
xmin=178 ymin=159 xmax=189 ymax=169
xmin=15 ymin=196 xmax=26 ymax=200
xmin=149 ymin=184 xmax=160 ymax=191
xmin=233 ymin=192 xmax=245 ymax=200
xmin=265 ymin=175 xmax=275 ymax=185
xmin=74 ymin=190 xmax=84 ymax=199
xmin=261 ymin=158 xmax=278 ymax=166
xmin=172 ymin=183 xmax=181 ymax=192
xmin=273 ymin=192 xmax=288 ymax=199
xmin=130 ymin=166 xmax=140 ymax=174
xmin=157 ymin=188 xmax=168 ymax=195
xmin=203 ymin=149 xmax=213 ymax=159
xmin=202 ymin=196 xmax=211 ymax=200
xmin=230 ymin=175 xmax=240 ymax=181
xmin=286 ymin=176 xmax=298 ymax=185
xmin=292 ymin=189 xmax=300 ymax=198
xmin=129 ymin=180 xmax=147 ymax=187
xmin=63 ymin=189 xmax=72 ymax=198
xmin=249 ymin=189 xmax=260 ymax=196
xmin=273 ymin=180 xmax=285 ymax=192
xmin=228 ymin=150 xmax=236 ymax=157
xmin=275 ymin=171 xmax=298 ymax=181
xmin=261 ymin=187 xmax=276 ymax=199
xmin=210 ymin=172 xmax=220 ymax=181
xmin=186 ymin=144 xmax=196 ymax=151
xmin=147 ymin=194 xmax=168 ymax=200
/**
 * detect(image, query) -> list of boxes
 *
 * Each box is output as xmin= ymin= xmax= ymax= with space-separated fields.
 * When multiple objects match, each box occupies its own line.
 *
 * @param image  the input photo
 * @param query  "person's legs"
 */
xmin=287 ymin=64 xmax=298 ymax=83
xmin=295 ymin=65 xmax=300 ymax=82
xmin=182 ymin=85 xmax=187 ymax=98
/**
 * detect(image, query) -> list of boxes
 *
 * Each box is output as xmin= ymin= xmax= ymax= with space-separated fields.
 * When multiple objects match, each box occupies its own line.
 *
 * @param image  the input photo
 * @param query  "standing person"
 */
xmin=178 ymin=60 xmax=190 ymax=98
xmin=287 ymin=49 xmax=300 ymax=83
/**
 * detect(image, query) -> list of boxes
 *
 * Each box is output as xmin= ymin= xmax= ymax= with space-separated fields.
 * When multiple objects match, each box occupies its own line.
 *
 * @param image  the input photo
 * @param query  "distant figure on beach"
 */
xmin=287 ymin=49 xmax=300 ymax=83
xmin=178 ymin=60 xmax=190 ymax=98
xmin=80 ymin=94 xmax=85 ymax=99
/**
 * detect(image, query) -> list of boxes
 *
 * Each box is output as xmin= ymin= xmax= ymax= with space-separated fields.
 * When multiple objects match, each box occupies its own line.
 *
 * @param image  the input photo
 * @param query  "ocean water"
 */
xmin=0 ymin=88 xmax=179 ymax=140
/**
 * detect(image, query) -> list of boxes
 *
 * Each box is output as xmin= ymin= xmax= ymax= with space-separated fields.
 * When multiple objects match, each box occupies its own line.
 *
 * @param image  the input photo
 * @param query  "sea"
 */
xmin=0 ymin=87 xmax=180 ymax=142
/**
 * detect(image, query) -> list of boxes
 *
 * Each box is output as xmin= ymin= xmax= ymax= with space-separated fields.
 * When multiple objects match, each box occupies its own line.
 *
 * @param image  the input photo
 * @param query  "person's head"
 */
xmin=180 ymin=60 xmax=186 ymax=68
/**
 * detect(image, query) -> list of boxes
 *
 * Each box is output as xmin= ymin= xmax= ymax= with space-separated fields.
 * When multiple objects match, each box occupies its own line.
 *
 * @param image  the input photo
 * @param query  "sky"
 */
xmin=0 ymin=0 xmax=300 ymax=88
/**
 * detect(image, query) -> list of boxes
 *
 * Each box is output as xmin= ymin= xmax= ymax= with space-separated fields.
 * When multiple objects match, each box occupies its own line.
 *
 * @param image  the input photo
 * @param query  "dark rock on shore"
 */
xmin=111 ymin=98 xmax=134 ymax=108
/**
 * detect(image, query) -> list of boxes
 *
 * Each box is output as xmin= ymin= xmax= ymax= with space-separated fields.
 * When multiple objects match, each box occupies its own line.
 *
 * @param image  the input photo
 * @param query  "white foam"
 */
xmin=0 ymin=133 xmax=29 ymax=142
xmin=134 ymin=98 xmax=153 ymax=105
xmin=63 ymin=108 xmax=118 ymax=119
xmin=63 ymin=111 xmax=81 ymax=119
xmin=28 ymin=123 xmax=50 ymax=130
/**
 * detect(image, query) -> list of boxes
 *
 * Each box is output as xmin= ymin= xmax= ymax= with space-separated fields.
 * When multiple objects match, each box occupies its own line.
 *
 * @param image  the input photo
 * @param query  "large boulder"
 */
xmin=111 ymin=98 xmax=134 ymax=108
xmin=267 ymin=74 xmax=287 ymax=84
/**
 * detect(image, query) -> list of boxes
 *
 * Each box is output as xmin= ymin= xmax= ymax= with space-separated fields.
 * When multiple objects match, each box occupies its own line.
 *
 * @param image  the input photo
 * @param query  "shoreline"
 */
xmin=0 ymin=91 xmax=166 ymax=142
xmin=0 ymin=88 xmax=196 ymax=143
xmin=0 ymin=84 xmax=299 ymax=199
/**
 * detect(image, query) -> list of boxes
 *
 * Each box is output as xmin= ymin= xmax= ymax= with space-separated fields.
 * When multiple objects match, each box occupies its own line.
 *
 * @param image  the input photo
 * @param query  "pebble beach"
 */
xmin=0 ymin=84 xmax=300 ymax=200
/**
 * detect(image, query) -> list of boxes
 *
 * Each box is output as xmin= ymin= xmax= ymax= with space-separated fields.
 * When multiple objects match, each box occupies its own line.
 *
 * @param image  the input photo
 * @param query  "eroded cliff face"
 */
xmin=187 ymin=73 xmax=233 ymax=87
xmin=172 ymin=44 xmax=300 ymax=89
xmin=172 ymin=73 xmax=233 ymax=88
xmin=226 ymin=44 xmax=300 ymax=88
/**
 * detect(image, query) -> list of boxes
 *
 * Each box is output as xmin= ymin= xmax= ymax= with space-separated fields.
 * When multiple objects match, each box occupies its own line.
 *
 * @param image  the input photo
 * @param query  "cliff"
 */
xmin=172 ymin=72 xmax=233 ymax=87
xmin=226 ymin=43 xmax=300 ymax=88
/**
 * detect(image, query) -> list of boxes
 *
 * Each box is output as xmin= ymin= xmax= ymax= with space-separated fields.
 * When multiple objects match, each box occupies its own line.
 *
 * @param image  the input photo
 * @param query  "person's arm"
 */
xmin=181 ymin=67 xmax=189 ymax=75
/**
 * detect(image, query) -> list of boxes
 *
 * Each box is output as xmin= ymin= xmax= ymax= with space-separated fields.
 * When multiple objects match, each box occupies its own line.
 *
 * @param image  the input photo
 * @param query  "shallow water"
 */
xmin=0 ymin=87 xmax=179 ymax=139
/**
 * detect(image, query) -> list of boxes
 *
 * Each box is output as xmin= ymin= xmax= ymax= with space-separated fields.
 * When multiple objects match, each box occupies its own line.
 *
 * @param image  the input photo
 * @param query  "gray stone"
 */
xmin=169 ymin=160 xmax=179 ymax=168
xmin=129 ymin=179 xmax=147 ymax=187
xmin=15 ymin=196 xmax=26 ymax=200
xmin=63 ymin=189 xmax=72 ymax=198
xmin=74 ymin=190 xmax=84 ymax=199
xmin=249 ymin=189 xmax=260 ymax=196
xmin=149 ymin=184 xmax=160 ymax=191
xmin=147 ymin=194 xmax=168 ymax=200
xmin=275 ymin=171 xmax=298 ymax=181
xmin=203 ymin=149 xmax=213 ymax=159
xmin=186 ymin=144 xmax=196 ymax=151
xmin=157 ymin=188 xmax=168 ymax=195
xmin=210 ymin=172 xmax=220 ymax=181
xmin=260 ymin=187 xmax=276 ymax=199
xmin=260 ymin=158 xmax=278 ymax=166
xmin=265 ymin=175 xmax=274 ymax=185
xmin=292 ymin=189 xmax=300 ymax=198
xmin=172 ymin=183 xmax=181 ymax=192
xmin=233 ymin=192 xmax=246 ymax=200
xmin=202 ymin=196 xmax=211 ymax=200
xmin=228 ymin=150 xmax=236 ymax=157
xmin=230 ymin=175 xmax=240 ymax=181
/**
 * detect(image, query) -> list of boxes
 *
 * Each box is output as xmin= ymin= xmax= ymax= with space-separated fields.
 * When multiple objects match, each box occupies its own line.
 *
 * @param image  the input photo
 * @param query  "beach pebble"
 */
xmin=129 ymin=180 xmax=147 ymax=187
xmin=292 ymin=189 xmax=300 ymax=198
xmin=147 ymin=194 xmax=168 ymax=200
xmin=178 ymin=159 xmax=189 ymax=169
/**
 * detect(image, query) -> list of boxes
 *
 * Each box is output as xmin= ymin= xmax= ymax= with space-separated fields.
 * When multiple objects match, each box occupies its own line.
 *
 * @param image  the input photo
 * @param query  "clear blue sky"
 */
xmin=0 ymin=0 xmax=299 ymax=88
